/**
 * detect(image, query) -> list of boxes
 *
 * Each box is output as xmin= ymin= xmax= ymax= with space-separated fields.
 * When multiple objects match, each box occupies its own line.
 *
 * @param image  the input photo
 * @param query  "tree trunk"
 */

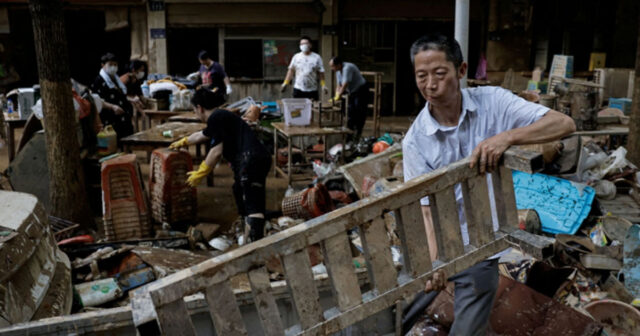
xmin=629 ymin=10 xmax=640 ymax=167
xmin=29 ymin=0 xmax=93 ymax=226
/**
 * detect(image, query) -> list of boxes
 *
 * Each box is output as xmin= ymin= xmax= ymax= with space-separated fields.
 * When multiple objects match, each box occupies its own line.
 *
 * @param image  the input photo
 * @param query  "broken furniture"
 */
xmin=130 ymin=147 xmax=543 ymax=335
xmin=0 ymin=190 xmax=72 ymax=328
xmin=148 ymin=148 xmax=197 ymax=226
xmin=101 ymin=154 xmax=152 ymax=241
xmin=361 ymin=71 xmax=383 ymax=138
xmin=272 ymin=121 xmax=353 ymax=184
xmin=167 ymin=112 xmax=201 ymax=123
xmin=339 ymin=143 xmax=402 ymax=198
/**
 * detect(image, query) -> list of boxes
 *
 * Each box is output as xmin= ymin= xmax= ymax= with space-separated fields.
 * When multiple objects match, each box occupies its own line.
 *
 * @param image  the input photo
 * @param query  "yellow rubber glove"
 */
xmin=333 ymin=93 xmax=341 ymax=101
xmin=169 ymin=136 xmax=189 ymax=150
xmin=320 ymin=80 xmax=326 ymax=87
xmin=186 ymin=162 xmax=213 ymax=187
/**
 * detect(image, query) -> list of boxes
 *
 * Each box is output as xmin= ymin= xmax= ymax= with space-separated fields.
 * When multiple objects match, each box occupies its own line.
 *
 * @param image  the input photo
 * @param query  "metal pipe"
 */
xmin=455 ymin=0 xmax=470 ymax=88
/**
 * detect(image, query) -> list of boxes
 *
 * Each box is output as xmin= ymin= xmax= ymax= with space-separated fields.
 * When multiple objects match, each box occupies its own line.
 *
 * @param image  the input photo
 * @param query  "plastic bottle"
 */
xmin=7 ymin=99 xmax=14 ymax=116
xmin=141 ymin=81 xmax=150 ymax=98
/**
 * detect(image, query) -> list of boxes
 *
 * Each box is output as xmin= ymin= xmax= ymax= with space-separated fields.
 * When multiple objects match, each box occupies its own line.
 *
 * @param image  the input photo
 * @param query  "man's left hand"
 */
xmin=469 ymin=132 xmax=512 ymax=174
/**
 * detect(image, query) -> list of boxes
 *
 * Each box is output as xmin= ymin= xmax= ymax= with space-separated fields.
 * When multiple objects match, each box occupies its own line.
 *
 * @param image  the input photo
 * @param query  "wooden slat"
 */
xmin=155 ymin=298 xmax=196 ymax=336
xmin=300 ymin=236 xmax=510 ymax=336
xmin=144 ymin=148 xmax=537 ymax=308
xmin=396 ymin=202 xmax=432 ymax=277
xmin=205 ymin=280 xmax=248 ymax=336
xmin=248 ymin=267 xmax=286 ymax=336
xmin=430 ymin=186 xmax=464 ymax=261
xmin=323 ymin=232 xmax=362 ymax=311
xmin=491 ymin=166 xmax=519 ymax=231
xmin=462 ymin=175 xmax=494 ymax=246
xmin=360 ymin=217 xmax=397 ymax=293
xmin=282 ymin=249 xmax=324 ymax=329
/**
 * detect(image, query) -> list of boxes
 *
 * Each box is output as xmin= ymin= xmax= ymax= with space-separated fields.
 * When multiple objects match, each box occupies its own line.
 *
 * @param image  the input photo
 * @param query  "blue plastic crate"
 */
xmin=608 ymin=98 xmax=632 ymax=116
xmin=512 ymin=171 xmax=595 ymax=235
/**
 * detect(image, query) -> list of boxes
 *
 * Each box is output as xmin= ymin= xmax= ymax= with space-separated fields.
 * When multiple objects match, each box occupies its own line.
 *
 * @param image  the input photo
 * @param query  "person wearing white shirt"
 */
xmin=403 ymin=33 xmax=575 ymax=334
xmin=281 ymin=36 xmax=328 ymax=100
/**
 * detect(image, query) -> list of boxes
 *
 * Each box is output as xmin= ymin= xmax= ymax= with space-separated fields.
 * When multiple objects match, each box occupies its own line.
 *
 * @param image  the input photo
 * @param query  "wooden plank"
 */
xmin=299 ymin=236 xmax=510 ymax=336
xmin=144 ymin=149 xmax=536 ymax=307
xmin=461 ymin=175 xmax=494 ymax=247
xmin=504 ymin=147 xmax=544 ymax=174
xmin=396 ymin=202 xmax=432 ymax=277
xmin=155 ymin=298 xmax=196 ymax=336
xmin=506 ymin=230 xmax=555 ymax=260
xmin=430 ymin=186 xmax=464 ymax=261
xmin=205 ymin=279 xmax=248 ymax=336
xmin=360 ymin=217 xmax=397 ymax=293
xmin=322 ymin=232 xmax=362 ymax=311
xmin=282 ymin=249 xmax=324 ymax=329
xmin=248 ymin=267 xmax=286 ymax=336
xmin=492 ymin=166 xmax=519 ymax=231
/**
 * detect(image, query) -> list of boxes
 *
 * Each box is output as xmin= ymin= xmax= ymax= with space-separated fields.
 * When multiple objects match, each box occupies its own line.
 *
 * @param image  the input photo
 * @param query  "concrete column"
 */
xmin=455 ymin=0 xmax=469 ymax=88
xmin=147 ymin=5 xmax=168 ymax=74
xmin=321 ymin=0 xmax=338 ymax=98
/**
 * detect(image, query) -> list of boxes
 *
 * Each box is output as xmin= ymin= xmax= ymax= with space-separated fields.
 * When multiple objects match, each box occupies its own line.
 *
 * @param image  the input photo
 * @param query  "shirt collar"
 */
xmin=421 ymin=89 xmax=478 ymax=136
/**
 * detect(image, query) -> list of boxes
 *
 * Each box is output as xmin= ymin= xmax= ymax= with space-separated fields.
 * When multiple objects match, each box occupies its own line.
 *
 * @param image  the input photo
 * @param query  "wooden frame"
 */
xmin=127 ymin=147 xmax=542 ymax=335
xmin=361 ymin=71 xmax=383 ymax=138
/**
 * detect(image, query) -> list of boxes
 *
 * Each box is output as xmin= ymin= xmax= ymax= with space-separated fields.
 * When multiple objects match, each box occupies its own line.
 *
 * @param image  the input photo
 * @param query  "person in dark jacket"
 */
xmin=91 ymin=52 xmax=134 ymax=139
xmin=170 ymin=88 xmax=271 ymax=242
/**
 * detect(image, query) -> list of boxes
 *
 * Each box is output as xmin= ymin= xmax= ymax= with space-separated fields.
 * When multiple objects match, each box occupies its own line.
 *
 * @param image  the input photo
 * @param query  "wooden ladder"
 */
xmin=132 ymin=148 xmax=543 ymax=335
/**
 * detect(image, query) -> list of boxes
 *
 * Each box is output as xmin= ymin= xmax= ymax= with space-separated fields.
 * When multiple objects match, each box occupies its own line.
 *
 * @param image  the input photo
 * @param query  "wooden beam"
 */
xmin=205 ymin=280 xmax=248 ymax=335
xmin=282 ymin=249 xmax=324 ymax=329
xmin=247 ymin=267 xmax=286 ymax=336
xmin=396 ymin=202 xmax=432 ymax=277
xmin=360 ymin=217 xmax=397 ymax=293
xmin=462 ymin=175 xmax=494 ymax=246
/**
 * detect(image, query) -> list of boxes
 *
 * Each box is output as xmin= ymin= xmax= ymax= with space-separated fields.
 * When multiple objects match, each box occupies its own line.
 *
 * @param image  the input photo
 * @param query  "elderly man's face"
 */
xmin=413 ymin=49 xmax=466 ymax=107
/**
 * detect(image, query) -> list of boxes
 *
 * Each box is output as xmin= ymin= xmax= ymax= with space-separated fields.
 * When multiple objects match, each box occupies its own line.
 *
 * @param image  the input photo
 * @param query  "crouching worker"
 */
xmin=170 ymin=88 xmax=272 ymax=242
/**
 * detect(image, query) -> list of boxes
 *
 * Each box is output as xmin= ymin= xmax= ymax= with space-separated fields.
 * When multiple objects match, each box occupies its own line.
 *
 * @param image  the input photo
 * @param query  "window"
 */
xmin=224 ymin=38 xmax=305 ymax=80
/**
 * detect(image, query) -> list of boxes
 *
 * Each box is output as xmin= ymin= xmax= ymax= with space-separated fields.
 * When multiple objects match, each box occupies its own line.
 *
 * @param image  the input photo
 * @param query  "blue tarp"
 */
xmin=512 ymin=171 xmax=595 ymax=235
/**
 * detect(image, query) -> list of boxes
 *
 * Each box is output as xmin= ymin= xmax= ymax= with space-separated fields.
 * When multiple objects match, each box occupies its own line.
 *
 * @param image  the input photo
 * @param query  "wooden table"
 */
xmin=4 ymin=117 xmax=26 ymax=162
xmin=141 ymin=109 xmax=193 ymax=130
xmin=168 ymin=112 xmax=201 ymax=123
xmin=272 ymin=122 xmax=353 ymax=184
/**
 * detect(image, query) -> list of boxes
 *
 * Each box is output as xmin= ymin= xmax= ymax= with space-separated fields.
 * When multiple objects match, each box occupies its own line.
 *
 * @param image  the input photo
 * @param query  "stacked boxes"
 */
xmin=547 ymin=55 xmax=574 ymax=94
xmin=101 ymin=154 xmax=151 ymax=241
xmin=148 ymin=148 xmax=197 ymax=226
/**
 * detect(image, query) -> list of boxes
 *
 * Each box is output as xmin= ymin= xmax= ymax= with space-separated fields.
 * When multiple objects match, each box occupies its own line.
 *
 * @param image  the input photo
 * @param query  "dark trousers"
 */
xmin=293 ymin=88 xmax=319 ymax=101
xmin=346 ymin=84 xmax=368 ymax=142
xmin=448 ymin=258 xmax=499 ymax=335
xmin=232 ymin=153 xmax=272 ymax=216
xmin=99 ymin=109 xmax=134 ymax=140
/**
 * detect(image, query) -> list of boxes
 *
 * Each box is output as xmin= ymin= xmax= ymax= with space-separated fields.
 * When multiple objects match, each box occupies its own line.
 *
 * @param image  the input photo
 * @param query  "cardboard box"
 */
xmin=608 ymin=97 xmax=632 ymax=115
xmin=589 ymin=53 xmax=606 ymax=71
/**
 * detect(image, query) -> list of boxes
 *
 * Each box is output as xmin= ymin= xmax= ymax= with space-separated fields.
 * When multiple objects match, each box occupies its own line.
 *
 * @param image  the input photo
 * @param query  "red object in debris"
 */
xmin=282 ymin=183 xmax=335 ymax=219
xmin=101 ymin=154 xmax=151 ymax=241
xmin=57 ymin=235 xmax=94 ymax=246
xmin=148 ymin=148 xmax=197 ymax=225
xmin=372 ymin=141 xmax=390 ymax=154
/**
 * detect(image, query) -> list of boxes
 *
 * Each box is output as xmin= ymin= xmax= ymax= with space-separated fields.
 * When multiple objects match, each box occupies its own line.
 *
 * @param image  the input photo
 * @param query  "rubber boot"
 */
xmin=247 ymin=216 xmax=265 ymax=242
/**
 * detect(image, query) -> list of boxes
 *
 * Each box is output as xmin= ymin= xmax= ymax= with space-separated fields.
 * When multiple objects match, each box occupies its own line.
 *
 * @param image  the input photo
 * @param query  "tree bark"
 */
xmin=29 ymin=0 xmax=93 ymax=226
xmin=629 ymin=10 xmax=640 ymax=167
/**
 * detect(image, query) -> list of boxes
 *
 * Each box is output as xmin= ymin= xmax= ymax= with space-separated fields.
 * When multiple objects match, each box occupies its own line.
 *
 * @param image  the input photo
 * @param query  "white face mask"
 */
xmin=105 ymin=65 xmax=118 ymax=76
xmin=300 ymin=44 xmax=310 ymax=53
xmin=136 ymin=72 xmax=145 ymax=80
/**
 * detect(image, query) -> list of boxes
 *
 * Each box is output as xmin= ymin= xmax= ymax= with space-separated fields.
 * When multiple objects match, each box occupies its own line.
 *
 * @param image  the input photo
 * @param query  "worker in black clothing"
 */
xmin=170 ymin=88 xmax=271 ymax=242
